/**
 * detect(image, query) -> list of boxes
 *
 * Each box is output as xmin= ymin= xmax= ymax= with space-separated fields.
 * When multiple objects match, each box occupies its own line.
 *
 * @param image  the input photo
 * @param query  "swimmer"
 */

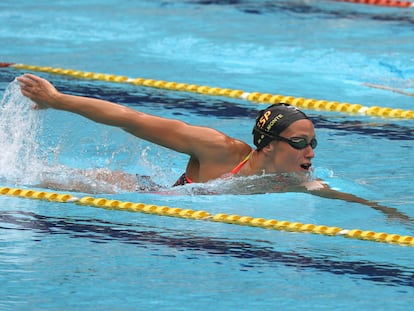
xmin=17 ymin=74 xmax=412 ymax=223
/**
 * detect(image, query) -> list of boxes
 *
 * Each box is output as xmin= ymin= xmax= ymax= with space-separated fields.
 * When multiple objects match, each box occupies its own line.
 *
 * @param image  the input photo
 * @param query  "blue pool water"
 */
xmin=1 ymin=0 xmax=414 ymax=310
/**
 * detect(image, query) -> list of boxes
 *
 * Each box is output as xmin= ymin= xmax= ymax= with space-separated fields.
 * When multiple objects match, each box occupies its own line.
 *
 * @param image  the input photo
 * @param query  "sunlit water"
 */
xmin=0 ymin=1 xmax=413 ymax=310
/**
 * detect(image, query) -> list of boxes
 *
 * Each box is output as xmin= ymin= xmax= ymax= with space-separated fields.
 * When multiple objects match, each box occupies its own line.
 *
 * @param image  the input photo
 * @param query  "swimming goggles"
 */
xmin=253 ymin=127 xmax=317 ymax=150
xmin=274 ymin=136 xmax=318 ymax=150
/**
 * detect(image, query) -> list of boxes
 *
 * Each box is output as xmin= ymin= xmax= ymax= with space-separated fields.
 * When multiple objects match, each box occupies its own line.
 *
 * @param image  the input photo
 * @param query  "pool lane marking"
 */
xmin=2 ymin=63 xmax=414 ymax=119
xmin=1 ymin=186 xmax=413 ymax=247
xmin=335 ymin=0 xmax=414 ymax=8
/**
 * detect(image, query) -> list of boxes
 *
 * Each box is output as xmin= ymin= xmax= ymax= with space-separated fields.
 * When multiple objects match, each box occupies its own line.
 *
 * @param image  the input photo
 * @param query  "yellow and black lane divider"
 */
xmin=1 ymin=186 xmax=413 ymax=247
xmin=2 ymin=62 xmax=414 ymax=119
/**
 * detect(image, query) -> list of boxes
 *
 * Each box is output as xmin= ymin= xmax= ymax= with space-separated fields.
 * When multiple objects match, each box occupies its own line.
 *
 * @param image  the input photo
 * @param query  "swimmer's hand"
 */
xmin=301 ymin=179 xmax=326 ymax=191
xmin=17 ymin=74 xmax=60 ymax=110
xmin=297 ymin=179 xmax=413 ymax=224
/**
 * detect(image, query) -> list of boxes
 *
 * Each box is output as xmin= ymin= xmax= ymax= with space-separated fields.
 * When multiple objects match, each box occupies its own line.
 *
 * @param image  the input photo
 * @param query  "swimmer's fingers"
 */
xmin=17 ymin=76 xmax=41 ymax=109
xmin=17 ymin=74 xmax=59 ymax=109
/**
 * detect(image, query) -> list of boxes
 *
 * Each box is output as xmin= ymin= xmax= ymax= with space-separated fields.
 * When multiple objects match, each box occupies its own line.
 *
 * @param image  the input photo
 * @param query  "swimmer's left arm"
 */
xmin=296 ymin=180 xmax=412 ymax=224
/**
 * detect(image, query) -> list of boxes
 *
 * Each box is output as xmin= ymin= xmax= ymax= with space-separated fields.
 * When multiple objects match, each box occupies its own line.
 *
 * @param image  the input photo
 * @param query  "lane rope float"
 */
xmin=336 ymin=0 xmax=414 ymax=7
xmin=2 ymin=62 xmax=414 ymax=119
xmin=1 ymin=186 xmax=413 ymax=247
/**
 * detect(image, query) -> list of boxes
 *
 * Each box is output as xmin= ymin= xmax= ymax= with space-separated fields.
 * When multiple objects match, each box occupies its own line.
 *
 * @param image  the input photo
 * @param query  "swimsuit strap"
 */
xmin=172 ymin=173 xmax=193 ymax=187
xmin=173 ymin=149 xmax=253 ymax=186
xmin=230 ymin=150 xmax=253 ymax=175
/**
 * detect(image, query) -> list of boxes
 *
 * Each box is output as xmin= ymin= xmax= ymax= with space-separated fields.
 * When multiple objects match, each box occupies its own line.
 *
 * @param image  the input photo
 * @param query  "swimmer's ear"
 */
xmin=260 ymin=142 xmax=275 ymax=156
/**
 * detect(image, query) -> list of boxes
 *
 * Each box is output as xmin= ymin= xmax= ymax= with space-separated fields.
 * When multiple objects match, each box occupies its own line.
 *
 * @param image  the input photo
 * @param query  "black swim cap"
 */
xmin=252 ymin=103 xmax=309 ymax=150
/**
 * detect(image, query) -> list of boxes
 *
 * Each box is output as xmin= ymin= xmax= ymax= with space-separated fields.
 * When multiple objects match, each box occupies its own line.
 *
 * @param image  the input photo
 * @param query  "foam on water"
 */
xmin=0 ymin=80 xmax=46 ymax=185
xmin=0 ymin=80 xmax=142 ymax=193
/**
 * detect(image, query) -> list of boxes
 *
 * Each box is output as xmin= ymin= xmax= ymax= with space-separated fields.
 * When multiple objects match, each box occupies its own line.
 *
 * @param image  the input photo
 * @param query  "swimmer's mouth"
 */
xmin=300 ymin=163 xmax=312 ymax=170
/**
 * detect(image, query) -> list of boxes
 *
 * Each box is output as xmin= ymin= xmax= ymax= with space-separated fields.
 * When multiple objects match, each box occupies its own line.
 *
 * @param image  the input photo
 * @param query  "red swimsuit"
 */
xmin=172 ymin=151 xmax=253 ymax=187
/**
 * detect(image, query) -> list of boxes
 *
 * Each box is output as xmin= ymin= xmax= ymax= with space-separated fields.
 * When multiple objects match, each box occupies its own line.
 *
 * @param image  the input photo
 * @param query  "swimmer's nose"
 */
xmin=304 ymin=145 xmax=315 ymax=158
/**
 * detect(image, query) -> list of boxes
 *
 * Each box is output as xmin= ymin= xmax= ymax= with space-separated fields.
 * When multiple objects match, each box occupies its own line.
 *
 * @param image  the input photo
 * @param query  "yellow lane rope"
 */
xmin=1 ymin=186 xmax=413 ymax=247
xmin=5 ymin=63 xmax=414 ymax=119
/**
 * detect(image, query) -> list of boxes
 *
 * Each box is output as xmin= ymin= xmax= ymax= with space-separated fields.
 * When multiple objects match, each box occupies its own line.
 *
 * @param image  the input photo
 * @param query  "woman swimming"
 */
xmin=17 ymin=74 xmax=412 ymax=224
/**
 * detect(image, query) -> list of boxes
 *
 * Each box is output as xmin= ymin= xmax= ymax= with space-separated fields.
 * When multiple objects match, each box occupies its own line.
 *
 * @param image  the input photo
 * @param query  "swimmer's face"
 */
xmin=266 ymin=119 xmax=316 ymax=173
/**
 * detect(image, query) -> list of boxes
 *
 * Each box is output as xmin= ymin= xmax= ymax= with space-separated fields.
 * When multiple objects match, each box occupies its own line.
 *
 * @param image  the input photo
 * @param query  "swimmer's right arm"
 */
xmin=18 ymin=74 xmax=151 ymax=126
xmin=17 ymin=74 xmax=230 ymax=156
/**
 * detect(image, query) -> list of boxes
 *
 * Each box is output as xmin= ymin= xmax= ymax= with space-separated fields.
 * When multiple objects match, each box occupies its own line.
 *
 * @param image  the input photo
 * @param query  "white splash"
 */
xmin=0 ymin=79 xmax=46 ymax=185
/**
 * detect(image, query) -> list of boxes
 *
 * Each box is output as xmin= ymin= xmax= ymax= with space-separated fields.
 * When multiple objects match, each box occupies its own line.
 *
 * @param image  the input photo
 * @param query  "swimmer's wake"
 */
xmin=0 ymin=80 xmax=136 ymax=193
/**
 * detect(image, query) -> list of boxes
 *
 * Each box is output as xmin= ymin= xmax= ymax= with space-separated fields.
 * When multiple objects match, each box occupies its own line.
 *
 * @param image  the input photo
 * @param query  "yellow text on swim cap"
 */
xmin=266 ymin=113 xmax=283 ymax=131
xmin=257 ymin=111 xmax=272 ymax=128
